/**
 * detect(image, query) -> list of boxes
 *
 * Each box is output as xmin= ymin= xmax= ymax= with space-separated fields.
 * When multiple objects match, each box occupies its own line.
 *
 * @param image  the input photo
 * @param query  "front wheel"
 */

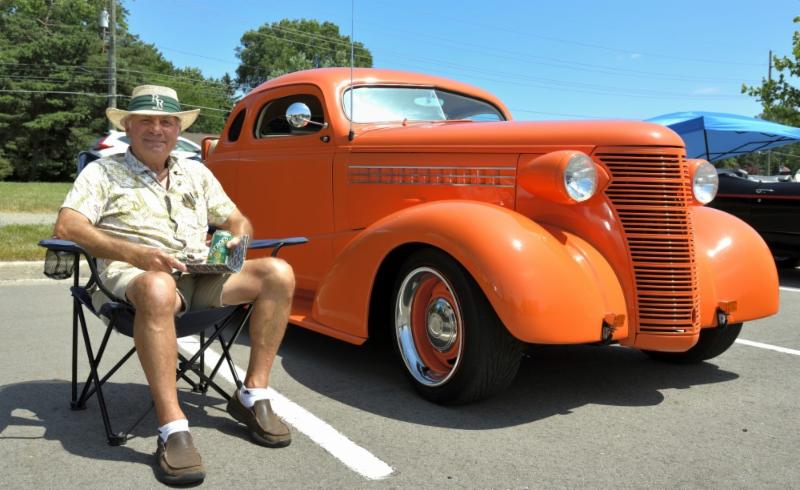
xmin=392 ymin=249 xmax=524 ymax=404
xmin=642 ymin=323 xmax=743 ymax=364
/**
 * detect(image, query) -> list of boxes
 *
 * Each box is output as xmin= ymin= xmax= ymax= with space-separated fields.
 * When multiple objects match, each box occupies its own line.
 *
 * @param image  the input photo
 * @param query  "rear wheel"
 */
xmin=642 ymin=323 xmax=743 ymax=364
xmin=392 ymin=249 xmax=524 ymax=404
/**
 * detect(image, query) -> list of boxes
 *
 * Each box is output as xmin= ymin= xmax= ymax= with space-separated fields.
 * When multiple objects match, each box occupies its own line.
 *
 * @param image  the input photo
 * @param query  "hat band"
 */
xmin=128 ymin=94 xmax=182 ymax=113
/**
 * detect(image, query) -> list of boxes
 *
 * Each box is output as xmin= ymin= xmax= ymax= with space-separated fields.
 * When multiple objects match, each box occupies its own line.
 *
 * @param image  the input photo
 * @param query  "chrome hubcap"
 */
xmin=395 ymin=266 xmax=463 ymax=387
xmin=426 ymin=298 xmax=457 ymax=351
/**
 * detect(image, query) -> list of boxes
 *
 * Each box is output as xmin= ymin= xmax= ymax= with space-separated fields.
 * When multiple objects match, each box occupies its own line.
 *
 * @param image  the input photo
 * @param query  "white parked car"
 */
xmin=90 ymin=130 xmax=202 ymax=161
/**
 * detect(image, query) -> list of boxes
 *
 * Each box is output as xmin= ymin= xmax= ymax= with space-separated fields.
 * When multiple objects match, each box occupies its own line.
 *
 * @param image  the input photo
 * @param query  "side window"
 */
xmin=227 ymin=109 xmax=246 ymax=142
xmin=254 ymin=94 xmax=325 ymax=138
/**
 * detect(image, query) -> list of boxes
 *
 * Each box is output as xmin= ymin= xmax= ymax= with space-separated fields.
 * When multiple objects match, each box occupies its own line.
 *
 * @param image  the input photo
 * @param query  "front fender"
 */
xmin=693 ymin=206 xmax=779 ymax=326
xmin=313 ymin=201 xmax=628 ymax=343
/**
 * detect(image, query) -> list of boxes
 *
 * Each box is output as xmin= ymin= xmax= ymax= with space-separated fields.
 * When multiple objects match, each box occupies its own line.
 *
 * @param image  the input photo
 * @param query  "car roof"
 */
xmin=245 ymin=67 xmax=511 ymax=120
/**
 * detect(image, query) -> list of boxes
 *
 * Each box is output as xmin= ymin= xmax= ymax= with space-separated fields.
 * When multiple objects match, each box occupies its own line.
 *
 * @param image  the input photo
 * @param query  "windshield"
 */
xmin=342 ymin=86 xmax=505 ymax=123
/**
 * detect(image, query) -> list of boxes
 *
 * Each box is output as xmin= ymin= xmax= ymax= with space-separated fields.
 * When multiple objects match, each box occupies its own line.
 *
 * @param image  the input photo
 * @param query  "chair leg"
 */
xmin=194 ymin=330 xmax=206 ymax=393
xmin=70 ymin=297 xmax=84 ymax=411
xmin=176 ymin=305 xmax=252 ymax=401
xmin=210 ymin=305 xmax=253 ymax=391
xmin=75 ymin=306 xmax=127 ymax=446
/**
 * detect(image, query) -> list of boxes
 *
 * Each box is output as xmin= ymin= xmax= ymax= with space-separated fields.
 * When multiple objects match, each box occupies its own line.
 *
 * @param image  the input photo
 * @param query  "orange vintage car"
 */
xmin=205 ymin=68 xmax=779 ymax=404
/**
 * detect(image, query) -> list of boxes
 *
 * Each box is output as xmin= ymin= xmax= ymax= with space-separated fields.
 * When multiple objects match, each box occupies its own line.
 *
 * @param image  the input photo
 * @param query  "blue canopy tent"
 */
xmin=646 ymin=111 xmax=800 ymax=163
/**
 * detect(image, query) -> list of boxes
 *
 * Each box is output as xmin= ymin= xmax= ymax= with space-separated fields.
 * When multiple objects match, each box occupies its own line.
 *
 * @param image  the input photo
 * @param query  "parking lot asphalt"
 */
xmin=0 ymin=270 xmax=798 ymax=488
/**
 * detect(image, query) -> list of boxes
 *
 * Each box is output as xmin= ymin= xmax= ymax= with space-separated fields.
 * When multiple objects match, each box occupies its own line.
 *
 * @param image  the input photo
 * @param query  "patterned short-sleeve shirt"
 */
xmin=61 ymin=149 xmax=236 ymax=273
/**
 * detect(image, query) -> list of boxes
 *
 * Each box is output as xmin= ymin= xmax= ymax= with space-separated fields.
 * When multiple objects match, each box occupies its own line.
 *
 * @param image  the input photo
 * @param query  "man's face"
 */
xmin=124 ymin=114 xmax=180 ymax=166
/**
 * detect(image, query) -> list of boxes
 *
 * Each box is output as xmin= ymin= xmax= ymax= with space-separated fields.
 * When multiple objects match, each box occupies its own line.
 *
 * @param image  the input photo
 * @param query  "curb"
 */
xmin=0 ymin=260 xmax=90 ymax=282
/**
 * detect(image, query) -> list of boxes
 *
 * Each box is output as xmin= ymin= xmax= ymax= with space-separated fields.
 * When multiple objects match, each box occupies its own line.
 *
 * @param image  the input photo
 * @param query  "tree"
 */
xmin=235 ymin=19 xmax=373 ymax=93
xmin=742 ymin=17 xmax=800 ymax=126
xmin=0 ymin=0 xmax=110 ymax=181
xmin=741 ymin=16 xmax=800 ymax=174
xmin=0 ymin=0 xmax=234 ymax=181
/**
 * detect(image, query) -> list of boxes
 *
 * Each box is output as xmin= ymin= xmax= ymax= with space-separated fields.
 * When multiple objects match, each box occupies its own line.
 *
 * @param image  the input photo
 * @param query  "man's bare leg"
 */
xmin=221 ymin=257 xmax=295 ymax=388
xmin=128 ymin=271 xmax=185 ymax=425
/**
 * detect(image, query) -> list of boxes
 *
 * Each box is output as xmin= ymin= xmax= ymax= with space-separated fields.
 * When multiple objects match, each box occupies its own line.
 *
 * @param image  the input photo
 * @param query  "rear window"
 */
xmin=227 ymin=109 xmax=246 ymax=142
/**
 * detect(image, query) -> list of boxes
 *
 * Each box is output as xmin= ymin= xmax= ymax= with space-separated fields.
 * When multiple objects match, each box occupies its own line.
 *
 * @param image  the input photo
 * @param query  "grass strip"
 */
xmin=0 ymin=224 xmax=53 ymax=261
xmin=0 ymin=182 xmax=71 ymax=212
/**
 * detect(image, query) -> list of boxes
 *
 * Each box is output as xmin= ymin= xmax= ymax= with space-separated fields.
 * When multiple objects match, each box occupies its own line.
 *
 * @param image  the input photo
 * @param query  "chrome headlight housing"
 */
xmin=693 ymin=161 xmax=718 ymax=204
xmin=564 ymin=153 xmax=598 ymax=202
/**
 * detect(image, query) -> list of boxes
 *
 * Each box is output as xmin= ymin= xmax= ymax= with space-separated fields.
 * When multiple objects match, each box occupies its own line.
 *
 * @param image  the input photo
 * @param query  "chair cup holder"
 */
xmin=44 ymin=250 xmax=76 ymax=280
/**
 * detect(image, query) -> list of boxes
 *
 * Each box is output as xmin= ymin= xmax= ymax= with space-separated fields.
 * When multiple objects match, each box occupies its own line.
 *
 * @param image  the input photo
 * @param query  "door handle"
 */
xmin=755 ymin=188 xmax=774 ymax=194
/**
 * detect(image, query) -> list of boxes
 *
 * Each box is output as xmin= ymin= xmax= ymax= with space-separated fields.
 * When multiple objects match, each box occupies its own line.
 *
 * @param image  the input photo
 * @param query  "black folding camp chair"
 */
xmin=39 ymin=236 xmax=307 ymax=446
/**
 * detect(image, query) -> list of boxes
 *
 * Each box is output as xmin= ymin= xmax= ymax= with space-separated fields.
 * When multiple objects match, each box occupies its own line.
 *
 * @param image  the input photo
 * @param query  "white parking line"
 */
xmin=736 ymin=339 xmax=800 ymax=356
xmin=780 ymin=286 xmax=800 ymax=292
xmin=177 ymin=337 xmax=394 ymax=480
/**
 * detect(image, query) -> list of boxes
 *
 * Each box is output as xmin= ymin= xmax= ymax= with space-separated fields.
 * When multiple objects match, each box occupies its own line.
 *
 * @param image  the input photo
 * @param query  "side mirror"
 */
xmin=201 ymin=137 xmax=219 ymax=161
xmin=286 ymin=102 xmax=312 ymax=128
xmin=286 ymin=102 xmax=328 ymax=129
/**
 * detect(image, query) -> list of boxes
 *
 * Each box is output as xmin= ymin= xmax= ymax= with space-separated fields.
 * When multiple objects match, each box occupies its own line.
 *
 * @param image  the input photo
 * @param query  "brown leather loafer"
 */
xmin=155 ymin=431 xmax=206 ymax=485
xmin=227 ymin=390 xmax=291 ymax=447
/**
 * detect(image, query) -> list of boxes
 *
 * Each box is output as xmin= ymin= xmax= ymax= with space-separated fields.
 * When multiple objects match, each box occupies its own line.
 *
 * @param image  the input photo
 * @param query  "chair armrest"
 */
xmin=249 ymin=237 xmax=309 ymax=249
xmin=249 ymin=237 xmax=308 ymax=257
xmin=247 ymin=236 xmax=308 ymax=257
xmin=39 ymin=238 xmax=89 ymax=256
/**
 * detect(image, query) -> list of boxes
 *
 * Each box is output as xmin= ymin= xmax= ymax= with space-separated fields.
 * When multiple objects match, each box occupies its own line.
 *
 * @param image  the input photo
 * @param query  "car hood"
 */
xmin=350 ymin=119 xmax=684 ymax=151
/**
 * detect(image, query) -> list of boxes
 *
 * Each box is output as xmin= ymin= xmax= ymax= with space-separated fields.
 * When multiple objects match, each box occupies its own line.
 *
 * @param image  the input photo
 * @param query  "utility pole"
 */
xmin=767 ymin=49 xmax=772 ymax=174
xmin=108 ymin=0 xmax=117 ymax=115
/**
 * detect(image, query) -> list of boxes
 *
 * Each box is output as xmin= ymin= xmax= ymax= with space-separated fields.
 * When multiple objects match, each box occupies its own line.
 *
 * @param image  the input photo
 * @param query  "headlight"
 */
xmin=564 ymin=153 xmax=597 ymax=202
xmin=692 ymin=161 xmax=718 ymax=204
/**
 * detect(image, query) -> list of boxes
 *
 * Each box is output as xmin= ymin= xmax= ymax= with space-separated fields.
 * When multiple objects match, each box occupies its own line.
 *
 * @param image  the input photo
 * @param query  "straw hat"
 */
xmin=106 ymin=85 xmax=200 ymax=131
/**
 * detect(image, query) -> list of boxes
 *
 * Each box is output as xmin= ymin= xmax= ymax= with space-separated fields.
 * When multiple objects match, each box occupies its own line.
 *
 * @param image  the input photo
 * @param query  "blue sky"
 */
xmin=126 ymin=0 xmax=799 ymax=121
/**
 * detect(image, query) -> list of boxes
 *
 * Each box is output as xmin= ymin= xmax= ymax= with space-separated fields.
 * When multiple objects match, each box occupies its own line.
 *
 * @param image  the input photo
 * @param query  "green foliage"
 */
xmin=1 ymin=6 xmax=371 ymax=182
xmin=235 ymin=18 xmax=373 ymax=92
xmin=742 ymin=16 xmax=800 ymax=126
xmin=0 ymin=0 xmax=235 ymax=181
xmin=0 ymin=151 xmax=12 ymax=180
xmin=740 ymin=16 xmax=800 ymax=175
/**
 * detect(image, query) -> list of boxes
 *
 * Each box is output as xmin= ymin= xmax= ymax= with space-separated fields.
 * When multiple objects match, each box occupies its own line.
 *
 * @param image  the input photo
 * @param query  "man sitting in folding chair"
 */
xmin=53 ymin=85 xmax=294 ymax=485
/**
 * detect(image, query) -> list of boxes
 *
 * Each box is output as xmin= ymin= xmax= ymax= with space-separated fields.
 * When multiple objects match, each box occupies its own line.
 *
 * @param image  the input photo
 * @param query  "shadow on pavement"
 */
xmin=778 ymin=266 xmax=800 ymax=288
xmin=0 ymin=380 xmax=238 ymax=467
xmin=278 ymin=326 xmax=739 ymax=430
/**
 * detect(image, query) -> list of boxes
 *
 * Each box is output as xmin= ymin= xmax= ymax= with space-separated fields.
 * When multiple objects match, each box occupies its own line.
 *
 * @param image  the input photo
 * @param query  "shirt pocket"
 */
xmin=175 ymin=191 xmax=208 ymax=232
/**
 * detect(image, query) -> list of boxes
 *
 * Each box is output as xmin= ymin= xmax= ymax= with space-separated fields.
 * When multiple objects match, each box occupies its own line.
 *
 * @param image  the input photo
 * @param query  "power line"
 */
xmin=364 ymin=26 xmax=758 ymax=84
xmin=1 ymin=72 xmax=232 ymax=99
xmin=383 ymin=58 xmax=744 ymax=100
xmin=0 ymin=89 xmax=230 ymax=116
xmin=366 ymin=0 xmax=765 ymax=68
xmin=0 ymin=62 xmax=234 ymax=89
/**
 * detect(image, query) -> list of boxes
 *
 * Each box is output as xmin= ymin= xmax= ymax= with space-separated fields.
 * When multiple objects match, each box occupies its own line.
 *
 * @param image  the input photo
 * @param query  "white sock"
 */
xmin=238 ymin=387 xmax=270 ymax=408
xmin=158 ymin=418 xmax=189 ymax=443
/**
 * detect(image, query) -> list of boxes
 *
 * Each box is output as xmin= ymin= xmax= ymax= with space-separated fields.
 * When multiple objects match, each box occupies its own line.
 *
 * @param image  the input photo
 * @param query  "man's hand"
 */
xmin=225 ymin=235 xmax=243 ymax=250
xmin=218 ymin=208 xmax=253 ymax=251
xmin=133 ymin=246 xmax=187 ymax=273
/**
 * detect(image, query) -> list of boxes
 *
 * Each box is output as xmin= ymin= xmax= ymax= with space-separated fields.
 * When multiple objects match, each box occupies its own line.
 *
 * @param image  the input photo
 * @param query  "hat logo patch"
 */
xmin=151 ymin=94 xmax=164 ymax=110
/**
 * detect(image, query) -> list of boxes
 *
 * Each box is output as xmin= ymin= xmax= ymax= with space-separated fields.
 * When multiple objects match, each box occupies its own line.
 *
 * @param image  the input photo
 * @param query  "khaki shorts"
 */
xmin=92 ymin=262 xmax=231 ymax=314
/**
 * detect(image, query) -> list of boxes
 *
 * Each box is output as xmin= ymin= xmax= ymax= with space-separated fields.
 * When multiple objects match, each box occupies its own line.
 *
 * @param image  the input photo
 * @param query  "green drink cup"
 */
xmin=207 ymin=230 xmax=234 ymax=264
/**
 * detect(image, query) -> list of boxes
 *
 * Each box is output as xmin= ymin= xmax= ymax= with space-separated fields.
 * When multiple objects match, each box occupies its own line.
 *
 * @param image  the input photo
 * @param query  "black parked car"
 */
xmin=711 ymin=168 xmax=800 ymax=267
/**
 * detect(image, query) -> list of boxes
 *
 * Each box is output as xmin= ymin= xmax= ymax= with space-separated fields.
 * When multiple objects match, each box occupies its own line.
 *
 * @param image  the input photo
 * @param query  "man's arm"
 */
xmin=53 ymin=208 xmax=187 ymax=273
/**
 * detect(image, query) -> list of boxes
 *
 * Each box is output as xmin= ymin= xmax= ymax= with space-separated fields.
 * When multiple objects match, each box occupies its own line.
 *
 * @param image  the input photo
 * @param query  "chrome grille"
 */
xmin=596 ymin=149 xmax=699 ymax=335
